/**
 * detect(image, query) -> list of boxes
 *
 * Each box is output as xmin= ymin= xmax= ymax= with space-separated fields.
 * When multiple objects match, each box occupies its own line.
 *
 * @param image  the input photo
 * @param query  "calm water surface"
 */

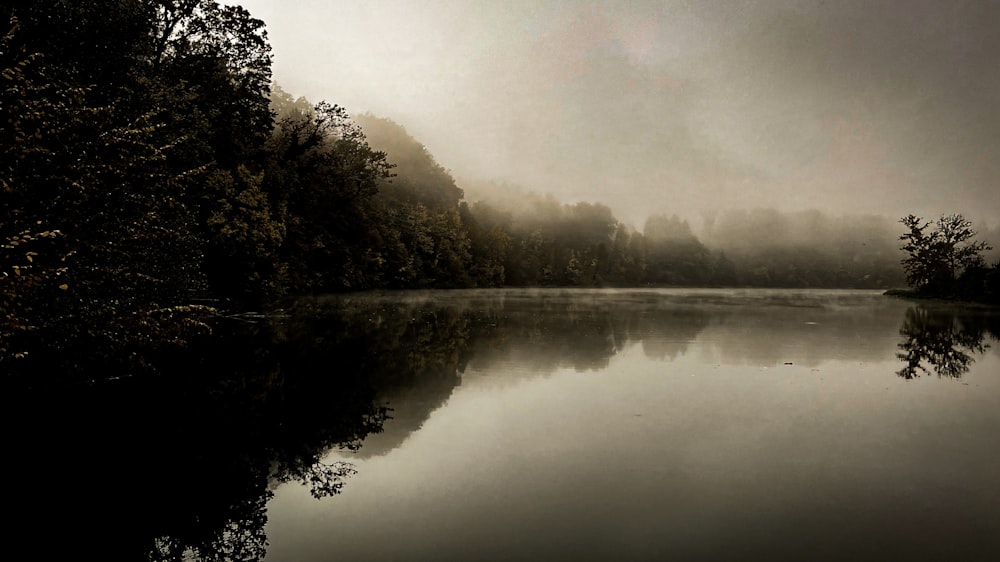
xmin=7 ymin=289 xmax=999 ymax=560
xmin=262 ymin=289 xmax=1000 ymax=562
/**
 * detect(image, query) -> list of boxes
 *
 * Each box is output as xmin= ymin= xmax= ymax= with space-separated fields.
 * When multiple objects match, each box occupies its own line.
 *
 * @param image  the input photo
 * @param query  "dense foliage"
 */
xmin=2 ymin=2 xmax=918 ymax=380
xmin=897 ymin=214 xmax=998 ymax=302
xmin=1 ymin=2 xmax=391 ymax=377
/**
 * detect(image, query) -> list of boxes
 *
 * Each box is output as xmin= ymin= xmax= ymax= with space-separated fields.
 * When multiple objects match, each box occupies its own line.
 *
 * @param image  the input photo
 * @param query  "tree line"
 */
xmin=0 ymin=1 xmax=941 ymax=378
xmin=2 ymin=1 xmax=392 ymax=375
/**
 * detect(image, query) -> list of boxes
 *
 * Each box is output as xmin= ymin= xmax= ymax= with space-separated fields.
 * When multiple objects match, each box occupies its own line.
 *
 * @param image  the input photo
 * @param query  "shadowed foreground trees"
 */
xmin=1 ymin=10 xmax=215 ymax=374
xmin=1 ymin=4 xmax=389 ymax=376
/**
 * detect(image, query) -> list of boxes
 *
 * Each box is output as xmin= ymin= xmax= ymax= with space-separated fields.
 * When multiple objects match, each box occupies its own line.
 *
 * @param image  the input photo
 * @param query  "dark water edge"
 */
xmin=4 ymin=288 xmax=1000 ymax=561
xmin=884 ymin=288 xmax=1000 ymax=308
xmin=3 ymin=313 xmax=390 ymax=561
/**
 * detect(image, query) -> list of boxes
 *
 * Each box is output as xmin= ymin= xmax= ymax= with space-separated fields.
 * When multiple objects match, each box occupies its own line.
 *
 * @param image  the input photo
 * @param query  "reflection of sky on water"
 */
xmin=459 ymin=288 xmax=909 ymax=375
xmin=266 ymin=290 xmax=1000 ymax=562
xmin=347 ymin=289 xmax=915 ymax=458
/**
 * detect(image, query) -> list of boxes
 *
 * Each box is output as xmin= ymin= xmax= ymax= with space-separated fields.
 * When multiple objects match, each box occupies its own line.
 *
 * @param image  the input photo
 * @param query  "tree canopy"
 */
xmin=898 ymin=214 xmax=996 ymax=301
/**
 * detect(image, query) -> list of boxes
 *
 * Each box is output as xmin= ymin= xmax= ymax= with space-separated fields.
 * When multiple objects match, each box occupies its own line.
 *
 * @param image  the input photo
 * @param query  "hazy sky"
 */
xmin=232 ymin=0 xmax=1000 ymax=227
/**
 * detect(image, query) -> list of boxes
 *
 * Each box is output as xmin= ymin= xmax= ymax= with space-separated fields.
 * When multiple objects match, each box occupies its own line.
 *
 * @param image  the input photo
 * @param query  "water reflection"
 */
xmin=4 ymin=315 xmax=389 ymax=562
xmin=268 ymin=290 xmax=1000 ymax=562
xmin=896 ymin=306 xmax=999 ymax=379
xmin=9 ymin=289 xmax=993 ymax=560
xmin=316 ymin=289 xmax=909 ymax=459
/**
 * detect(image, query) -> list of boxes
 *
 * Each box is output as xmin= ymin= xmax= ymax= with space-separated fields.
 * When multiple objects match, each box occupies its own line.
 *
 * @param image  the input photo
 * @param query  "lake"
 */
xmin=6 ymin=289 xmax=999 ymax=561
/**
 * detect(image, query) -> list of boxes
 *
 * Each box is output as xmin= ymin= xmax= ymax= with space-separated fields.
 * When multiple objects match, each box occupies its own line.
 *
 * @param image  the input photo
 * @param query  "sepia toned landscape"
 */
xmin=2 ymin=2 xmax=999 ymax=560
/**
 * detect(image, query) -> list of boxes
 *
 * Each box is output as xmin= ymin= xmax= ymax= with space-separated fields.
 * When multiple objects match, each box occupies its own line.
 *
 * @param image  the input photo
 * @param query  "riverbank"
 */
xmin=883 ymin=288 xmax=999 ymax=309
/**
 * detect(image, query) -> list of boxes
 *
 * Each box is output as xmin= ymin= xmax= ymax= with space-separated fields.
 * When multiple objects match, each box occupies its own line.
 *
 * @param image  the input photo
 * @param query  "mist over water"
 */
xmin=263 ymin=289 xmax=1000 ymax=562
xmin=8 ymin=288 xmax=998 ymax=560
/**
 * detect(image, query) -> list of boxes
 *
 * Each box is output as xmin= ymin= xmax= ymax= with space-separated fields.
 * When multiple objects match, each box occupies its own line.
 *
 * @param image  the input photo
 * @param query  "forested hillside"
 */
xmin=1 ymin=1 xmax=388 ymax=376
xmin=2 ymin=1 xmax=907 ymax=379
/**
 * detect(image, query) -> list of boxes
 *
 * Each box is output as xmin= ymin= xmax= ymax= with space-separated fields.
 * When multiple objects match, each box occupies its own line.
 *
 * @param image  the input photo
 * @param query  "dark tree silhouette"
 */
xmin=899 ymin=214 xmax=992 ymax=295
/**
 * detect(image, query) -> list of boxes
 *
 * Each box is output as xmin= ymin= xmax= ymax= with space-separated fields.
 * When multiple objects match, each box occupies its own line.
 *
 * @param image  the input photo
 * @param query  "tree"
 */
xmin=149 ymin=0 xmax=274 ymax=170
xmin=265 ymin=99 xmax=393 ymax=292
xmin=461 ymin=202 xmax=510 ymax=287
xmin=353 ymin=114 xmax=464 ymax=212
xmin=643 ymin=214 xmax=711 ymax=285
xmin=1 ymin=15 xmax=212 ymax=375
xmin=899 ymin=214 xmax=992 ymax=294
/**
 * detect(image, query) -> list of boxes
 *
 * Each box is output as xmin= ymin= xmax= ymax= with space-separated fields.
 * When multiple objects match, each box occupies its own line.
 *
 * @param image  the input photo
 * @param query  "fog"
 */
xmin=233 ymin=0 xmax=1000 ymax=229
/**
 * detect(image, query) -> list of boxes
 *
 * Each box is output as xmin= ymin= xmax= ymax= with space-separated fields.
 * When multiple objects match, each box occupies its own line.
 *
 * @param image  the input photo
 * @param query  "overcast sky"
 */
xmin=231 ymin=0 xmax=1000 ymax=227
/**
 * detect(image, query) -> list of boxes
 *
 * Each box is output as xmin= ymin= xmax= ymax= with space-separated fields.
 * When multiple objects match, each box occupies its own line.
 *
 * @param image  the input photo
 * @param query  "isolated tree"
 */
xmin=899 ymin=214 xmax=991 ymax=293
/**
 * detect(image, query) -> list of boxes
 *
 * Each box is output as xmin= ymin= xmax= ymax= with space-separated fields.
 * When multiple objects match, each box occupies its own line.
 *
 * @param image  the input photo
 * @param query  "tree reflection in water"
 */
xmin=11 ymin=291 xmax=994 ymax=559
xmin=896 ymin=306 xmax=999 ymax=379
xmin=3 ymin=311 xmax=391 ymax=562
xmin=3 ymin=291 xmax=715 ymax=561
